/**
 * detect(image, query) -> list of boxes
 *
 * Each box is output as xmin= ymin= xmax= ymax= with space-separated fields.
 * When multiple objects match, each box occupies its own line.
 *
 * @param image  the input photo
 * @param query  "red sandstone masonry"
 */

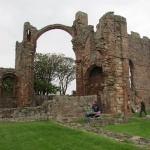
xmin=0 ymin=11 xmax=150 ymax=116
xmin=0 ymin=95 xmax=97 ymax=122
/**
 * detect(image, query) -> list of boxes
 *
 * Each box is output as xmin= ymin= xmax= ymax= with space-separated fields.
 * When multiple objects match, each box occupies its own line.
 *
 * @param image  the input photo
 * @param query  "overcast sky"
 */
xmin=0 ymin=0 xmax=150 ymax=94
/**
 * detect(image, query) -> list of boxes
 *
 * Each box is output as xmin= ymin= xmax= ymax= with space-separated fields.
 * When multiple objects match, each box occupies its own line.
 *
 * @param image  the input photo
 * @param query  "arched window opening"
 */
xmin=86 ymin=66 xmax=106 ymax=112
xmin=88 ymin=66 xmax=104 ymax=95
xmin=27 ymin=29 xmax=31 ymax=42
xmin=129 ymin=60 xmax=134 ymax=90
xmin=2 ymin=76 xmax=14 ymax=96
xmin=1 ymin=75 xmax=18 ymax=108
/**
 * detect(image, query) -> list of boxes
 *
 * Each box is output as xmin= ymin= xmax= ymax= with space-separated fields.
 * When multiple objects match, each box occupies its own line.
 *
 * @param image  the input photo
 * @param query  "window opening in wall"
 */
xmin=2 ymin=76 xmax=14 ymax=96
xmin=129 ymin=66 xmax=131 ymax=88
xmin=129 ymin=60 xmax=134 ymax=90
xmin=88 ymin=66 xmax=104 ymax=95
xmin=27 ymin=29 xmax=30 ymax=35
xmin=27 ymin=29 xmax=31 ymax=42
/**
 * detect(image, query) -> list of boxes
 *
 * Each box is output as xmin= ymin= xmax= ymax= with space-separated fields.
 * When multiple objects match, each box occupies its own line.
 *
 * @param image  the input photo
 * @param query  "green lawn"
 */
xmin=132 ymin=110 xmax=150 ymax=118
xmin=0 ymin=121 xmax=147 ymax=150
xmin=102 ymin=118 xmax=150 ymax=139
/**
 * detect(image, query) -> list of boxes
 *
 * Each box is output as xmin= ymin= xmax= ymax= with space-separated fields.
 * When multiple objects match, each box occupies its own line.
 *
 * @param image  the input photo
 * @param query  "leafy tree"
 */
xmin=34 ymin=53 xmax=76 ymax=95
xmin=34 ymin=53 xmax=61 ymax=95
xmin=1 ymin=77 xmax=14 ymax=95
xmin=56 ymin=57 xmax=76 ymax=95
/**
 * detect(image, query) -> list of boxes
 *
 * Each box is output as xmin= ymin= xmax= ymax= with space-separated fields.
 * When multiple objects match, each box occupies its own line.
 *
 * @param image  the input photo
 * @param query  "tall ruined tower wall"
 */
xmin=72 ymin=11 xmax=150 ymax=115
xmin=71 ymin=12 xmax=131 ymax=115
xmin=128 ymin=32 xmax=150 ymax=108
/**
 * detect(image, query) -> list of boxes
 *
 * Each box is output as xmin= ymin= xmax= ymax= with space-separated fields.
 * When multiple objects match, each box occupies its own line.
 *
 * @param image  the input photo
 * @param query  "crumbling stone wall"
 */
xmin=0 ymin=95 xmax=97 ymax=123
xmin=0 ymin=11 xmax=150 ymax=116
xmin=128 ymin=32 xmax=150 ymax=109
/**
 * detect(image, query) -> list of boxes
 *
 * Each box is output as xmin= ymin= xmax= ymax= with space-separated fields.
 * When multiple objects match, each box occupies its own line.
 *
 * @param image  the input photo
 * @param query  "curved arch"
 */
xmin=1 ymin=72 xmax=20 ymax=81
xmin=0 ymin=71 xmax=20 ymax=108
xmin=85 ymin=64 xmax=101 ymax=80
xmin=35 ymin=24 xmax=73 ymax=42
xmin=85 ymin=65 xmax=105 ymax=95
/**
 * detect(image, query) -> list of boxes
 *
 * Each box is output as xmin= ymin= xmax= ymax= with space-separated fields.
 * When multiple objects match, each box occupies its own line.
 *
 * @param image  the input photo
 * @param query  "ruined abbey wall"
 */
xmin=128 ymin=32 xmax=150 ymax=107
xmin=0 ymin=11 xmax=150 ymax=116
xmin=0 ymin=95 xmax=97 ymax=123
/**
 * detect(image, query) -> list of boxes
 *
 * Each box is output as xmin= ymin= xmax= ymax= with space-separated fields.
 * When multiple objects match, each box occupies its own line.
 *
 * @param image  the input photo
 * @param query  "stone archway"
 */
xmin=34 ymin=24 xmax=75 ymax=96
xmin=0 ymin=72 xmax=20 ymax=108
xmin=86 ymin=65 xmax=104 ymax=95
xmin=36 ymin=29 xmax=75 ymax=97
xmin=85 ymin=65 xmax=105 ymax=109
xmin=35 ymin=24 xmax=73 ymax=42
xmin=15 ymin=22 xmax=76 ymax=107
xmin=15 ymin=12 xmax=92 ymax=107
xmin=88 ymin=67 xmax=104 ymax=96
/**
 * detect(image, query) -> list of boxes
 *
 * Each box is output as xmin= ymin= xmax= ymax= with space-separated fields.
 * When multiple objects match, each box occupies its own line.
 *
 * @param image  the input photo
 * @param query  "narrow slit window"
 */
xmin=27 ymin=29 xmax=31 ymax=42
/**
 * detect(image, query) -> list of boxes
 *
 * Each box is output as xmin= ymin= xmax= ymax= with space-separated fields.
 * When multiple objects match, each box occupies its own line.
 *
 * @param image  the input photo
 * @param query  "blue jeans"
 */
xmin=85 ymin=114 xmax=95 ymax=123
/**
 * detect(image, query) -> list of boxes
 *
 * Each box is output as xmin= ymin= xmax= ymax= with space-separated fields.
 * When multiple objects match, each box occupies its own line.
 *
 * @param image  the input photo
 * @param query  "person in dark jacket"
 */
xmin=140 ymin=100 xmax=147 ymax=117
xmin=92 ymin=101 xmax=101 ymax=117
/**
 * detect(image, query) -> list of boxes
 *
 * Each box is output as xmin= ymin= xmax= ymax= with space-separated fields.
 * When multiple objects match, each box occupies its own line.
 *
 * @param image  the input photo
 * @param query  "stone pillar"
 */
xmin=15 ymin=22 xmax=37 ymax=107
xmin=96 ymin=12 xmax=131 ymax=116
xmin=75 ymin=60 xmax=83 ymax=95
xmin=122 ymin=59 xmax=131 ymax=116
xmin=114 ymin=15 xmax=131 ymax=116
xmin=72 ymin=11 xmax=88 ymax=96
xmin=96 ymin=12 xmax=117 ymax=114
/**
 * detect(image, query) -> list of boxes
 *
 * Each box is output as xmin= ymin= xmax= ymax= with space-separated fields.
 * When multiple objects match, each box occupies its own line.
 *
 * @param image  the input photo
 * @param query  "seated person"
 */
xmin=84 ymin=102 xmax=95 ymax=123
xmin=92 ymin=101 xmax=101 ymax=117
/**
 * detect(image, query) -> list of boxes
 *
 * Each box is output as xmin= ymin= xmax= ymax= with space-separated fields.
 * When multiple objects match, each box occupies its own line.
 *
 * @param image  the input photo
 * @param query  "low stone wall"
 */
xmin=34 ymin=95 xmax=57 ymax=106
xmin=0 ymin=106 xmax=49 ymax=123
xmin=0 ymin=95 xmax=97 ymax=123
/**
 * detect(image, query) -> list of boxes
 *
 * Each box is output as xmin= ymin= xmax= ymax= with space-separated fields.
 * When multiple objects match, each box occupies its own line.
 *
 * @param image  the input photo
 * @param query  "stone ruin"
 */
xmin=0 ymin=11 xmax=150 ymax=116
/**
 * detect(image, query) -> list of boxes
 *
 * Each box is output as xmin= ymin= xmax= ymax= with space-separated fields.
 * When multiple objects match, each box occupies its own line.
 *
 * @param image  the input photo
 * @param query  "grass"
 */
xmin=0 ymin=121 xmax=147 ymax=150
xmin=75 ymin=111 xmax=150 ymax=139
xmin=102 ymin=117 xmax=150 ymax=139
xmin=132 ymin=110 xmax=150 ymax=117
